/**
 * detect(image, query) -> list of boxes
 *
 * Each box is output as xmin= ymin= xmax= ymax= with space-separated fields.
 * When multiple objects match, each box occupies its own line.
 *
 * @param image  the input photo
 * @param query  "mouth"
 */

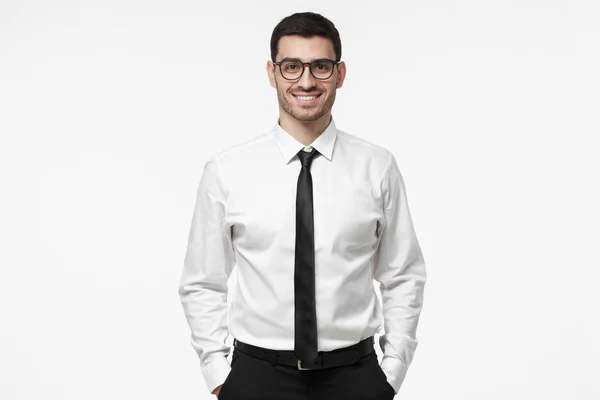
xmin=292 ymin=93 xmax=322 ymax=105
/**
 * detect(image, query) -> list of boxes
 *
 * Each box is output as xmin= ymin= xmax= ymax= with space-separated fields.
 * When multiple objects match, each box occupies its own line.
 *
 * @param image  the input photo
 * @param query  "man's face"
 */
xmin=267 ymin=35 xmax=346 ymax=122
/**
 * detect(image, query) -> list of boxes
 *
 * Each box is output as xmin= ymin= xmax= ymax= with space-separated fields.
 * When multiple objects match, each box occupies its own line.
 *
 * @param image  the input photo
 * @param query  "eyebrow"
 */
xmin=278 ymin=57 xmax=334 ymax=63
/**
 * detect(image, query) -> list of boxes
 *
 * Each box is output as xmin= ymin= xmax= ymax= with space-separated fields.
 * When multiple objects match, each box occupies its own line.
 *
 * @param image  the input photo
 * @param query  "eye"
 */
xmin=313 ymin=62 xmax=331 ymax=71
xmin=282 ymin=62 xmax=301 ymax=71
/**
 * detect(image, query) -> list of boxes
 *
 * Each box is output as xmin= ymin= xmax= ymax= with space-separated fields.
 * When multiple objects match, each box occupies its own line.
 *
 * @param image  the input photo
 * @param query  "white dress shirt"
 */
xmin=178 ymin=117 xmax=426 ymax=395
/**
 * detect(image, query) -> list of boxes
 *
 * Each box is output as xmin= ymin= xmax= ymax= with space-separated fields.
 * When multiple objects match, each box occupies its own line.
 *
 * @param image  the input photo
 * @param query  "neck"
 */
xmin=278 ymin=112 xmax=332 ymax=146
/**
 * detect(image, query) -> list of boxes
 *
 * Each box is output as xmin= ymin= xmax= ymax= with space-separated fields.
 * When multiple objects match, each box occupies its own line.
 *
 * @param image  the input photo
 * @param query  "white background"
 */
xmin=1 ymin=1 xmax=598 ymax=399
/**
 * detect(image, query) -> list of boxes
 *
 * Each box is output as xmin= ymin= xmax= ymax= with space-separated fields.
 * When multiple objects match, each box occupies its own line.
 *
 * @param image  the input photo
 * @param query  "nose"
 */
xmin=297 ymin=64 xmax=317 ymax=89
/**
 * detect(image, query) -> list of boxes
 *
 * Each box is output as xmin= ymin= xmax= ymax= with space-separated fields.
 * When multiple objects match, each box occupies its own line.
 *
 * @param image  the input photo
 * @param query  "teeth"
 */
xmin=296 ymin=95 xmax=318 ymax=100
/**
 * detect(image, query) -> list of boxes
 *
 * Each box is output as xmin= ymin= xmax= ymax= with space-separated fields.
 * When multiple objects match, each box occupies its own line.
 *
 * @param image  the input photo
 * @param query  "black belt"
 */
xmin=233 ymin=336 xmax=375 ymax=370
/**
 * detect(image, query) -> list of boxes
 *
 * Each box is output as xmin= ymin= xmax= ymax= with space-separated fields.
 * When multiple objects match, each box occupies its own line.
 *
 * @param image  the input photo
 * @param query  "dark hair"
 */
xmin=270 ymin=12 xmax=342 ymax=63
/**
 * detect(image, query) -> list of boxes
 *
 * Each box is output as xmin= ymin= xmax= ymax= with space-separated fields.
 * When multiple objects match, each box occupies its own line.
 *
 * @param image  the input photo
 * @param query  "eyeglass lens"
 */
xmin=280 ymin=60 xmax=334 ymax=80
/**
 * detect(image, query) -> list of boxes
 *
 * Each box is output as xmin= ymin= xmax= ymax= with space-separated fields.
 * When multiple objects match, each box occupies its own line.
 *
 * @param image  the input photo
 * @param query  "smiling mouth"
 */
xmin=292 ymin=93 xmax=322 ymax=103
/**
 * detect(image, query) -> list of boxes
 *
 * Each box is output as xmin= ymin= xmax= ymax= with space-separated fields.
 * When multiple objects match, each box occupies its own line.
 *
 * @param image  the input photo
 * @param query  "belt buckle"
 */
xmin=297 ymin=359 xmax=311 ymax=370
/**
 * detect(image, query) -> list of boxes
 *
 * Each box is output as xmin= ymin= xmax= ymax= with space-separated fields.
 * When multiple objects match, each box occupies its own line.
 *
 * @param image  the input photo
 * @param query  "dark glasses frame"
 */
xmin=272 ymin=58 xmax=341 ymax=80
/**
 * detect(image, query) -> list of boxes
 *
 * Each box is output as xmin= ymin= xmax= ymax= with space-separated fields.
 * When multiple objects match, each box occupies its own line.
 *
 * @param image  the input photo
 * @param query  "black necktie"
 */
xmin=294 ymin=147 xmax=321 ymax=367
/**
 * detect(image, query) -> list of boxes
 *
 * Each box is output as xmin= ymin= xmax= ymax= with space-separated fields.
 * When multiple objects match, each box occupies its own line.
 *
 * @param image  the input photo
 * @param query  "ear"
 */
xmin=335 ymin=61 xmax=347 ymax=89
xmin=267 ymin=60 xmax=277 ymax=88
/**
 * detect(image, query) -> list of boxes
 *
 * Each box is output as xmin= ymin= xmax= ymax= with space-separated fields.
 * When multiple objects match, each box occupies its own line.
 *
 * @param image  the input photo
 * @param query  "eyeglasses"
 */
xmin=273 ymin=58 xmax=341 ymax=80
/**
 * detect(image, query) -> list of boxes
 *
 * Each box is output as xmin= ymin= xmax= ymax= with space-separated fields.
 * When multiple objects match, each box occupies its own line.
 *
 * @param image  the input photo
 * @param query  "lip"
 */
xmin=292 ymin=93 xmax=322 ymax=104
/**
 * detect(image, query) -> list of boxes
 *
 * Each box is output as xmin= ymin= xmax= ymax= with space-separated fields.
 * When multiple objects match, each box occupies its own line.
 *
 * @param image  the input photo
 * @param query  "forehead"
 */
xmin=276 ymin=35 xmax=335 ymax=61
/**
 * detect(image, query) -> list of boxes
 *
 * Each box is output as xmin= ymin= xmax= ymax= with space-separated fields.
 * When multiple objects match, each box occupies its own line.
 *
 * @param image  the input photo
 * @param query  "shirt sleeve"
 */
xmin=372 ymin=152 xmax=427 ymax=395
xmin=178 ymin=155 xmax=237 ymax=394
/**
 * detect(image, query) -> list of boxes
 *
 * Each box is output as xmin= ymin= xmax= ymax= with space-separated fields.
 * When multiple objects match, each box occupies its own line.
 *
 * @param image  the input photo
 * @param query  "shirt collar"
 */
xmin=274 ymin=116 xmax=338 ymax=164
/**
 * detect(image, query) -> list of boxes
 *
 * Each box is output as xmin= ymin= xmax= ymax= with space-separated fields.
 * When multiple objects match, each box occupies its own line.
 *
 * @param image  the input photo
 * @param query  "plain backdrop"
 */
xmin=1 ymin=1 xmax=598 ymax=399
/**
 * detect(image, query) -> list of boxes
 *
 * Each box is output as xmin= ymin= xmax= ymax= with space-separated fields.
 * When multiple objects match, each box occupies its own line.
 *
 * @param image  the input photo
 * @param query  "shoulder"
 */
xmin=336 ymin=128 xmax=394 ymax=172
xmin=208 ymin=129 xmax=274 ymax=166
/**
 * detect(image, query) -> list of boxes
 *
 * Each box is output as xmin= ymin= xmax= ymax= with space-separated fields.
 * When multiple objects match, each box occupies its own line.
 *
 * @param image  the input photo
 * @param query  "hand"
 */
xmin=212 ymin=384 xmax=223 ymax=397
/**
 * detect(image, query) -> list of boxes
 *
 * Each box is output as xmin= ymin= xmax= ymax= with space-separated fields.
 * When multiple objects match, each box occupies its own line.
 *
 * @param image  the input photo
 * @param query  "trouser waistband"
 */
xmin=233 ymin=336 xmax=375 ymax=370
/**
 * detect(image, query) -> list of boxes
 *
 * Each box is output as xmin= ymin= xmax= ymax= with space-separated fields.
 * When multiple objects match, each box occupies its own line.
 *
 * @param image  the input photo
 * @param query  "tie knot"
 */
xmin=297 ymin=148 xmax=320 ymax=168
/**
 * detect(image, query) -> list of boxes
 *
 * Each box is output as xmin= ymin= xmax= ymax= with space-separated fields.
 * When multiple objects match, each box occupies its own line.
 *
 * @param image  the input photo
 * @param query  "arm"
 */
xmin=372 ymin=152 xmax=427 ymax=395
xmin=178 ymin=155 xmax=236 ymax=395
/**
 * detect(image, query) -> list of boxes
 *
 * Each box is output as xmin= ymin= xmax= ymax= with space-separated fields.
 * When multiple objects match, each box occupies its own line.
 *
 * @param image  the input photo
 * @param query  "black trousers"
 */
xmin=217 ymin=345 xmax=396 ymax=400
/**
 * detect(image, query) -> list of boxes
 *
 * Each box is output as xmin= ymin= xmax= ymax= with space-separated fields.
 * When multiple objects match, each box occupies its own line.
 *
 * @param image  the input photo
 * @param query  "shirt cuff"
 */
xmin=202 ymin=356 xmax=232 ymax=394
xmin=380 ymin=356 xmax=409 ymax=395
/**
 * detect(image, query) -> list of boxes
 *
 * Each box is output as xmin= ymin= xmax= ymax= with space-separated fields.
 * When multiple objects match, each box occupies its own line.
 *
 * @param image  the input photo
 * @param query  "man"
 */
xmin=178 ymin=11 xmax=426 ymax=400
